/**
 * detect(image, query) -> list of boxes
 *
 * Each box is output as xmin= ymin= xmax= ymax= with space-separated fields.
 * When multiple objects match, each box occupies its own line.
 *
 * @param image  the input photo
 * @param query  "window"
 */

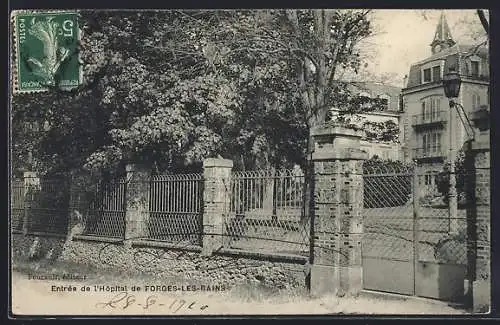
xmin=471 ymin=61 xmax=480 ymax=77
xmin=422 ymin=101 xmax=429 ymax=120
xmin=472 ymin=93 xmax=481 ymax=109
xmin=423 ymin=133 xmax=429 ymax=153
xmin=430 ymin=97 xmax=441 ymax=120
xmin=432 ymin=66 xmax=441 ymax=82
xmin=423 ymin=68 xmax=431 ymax=83
xmin=421 ymin=96 xmax=442 ymax=122
xmin=431 ymin=132 xmax=442 ymax=152
xmin=422 ymin=131 xmax=442 ymax=155
xmin=424 ymin=174 xmax=432 ymax=185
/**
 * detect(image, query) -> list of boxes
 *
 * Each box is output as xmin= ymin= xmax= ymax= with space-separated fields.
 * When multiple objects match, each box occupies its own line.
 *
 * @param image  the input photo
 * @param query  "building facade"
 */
xmin=401 ymin=13 xmax=489 ymax=185
xmin=331 ymin=81 xmax=403 ymax=161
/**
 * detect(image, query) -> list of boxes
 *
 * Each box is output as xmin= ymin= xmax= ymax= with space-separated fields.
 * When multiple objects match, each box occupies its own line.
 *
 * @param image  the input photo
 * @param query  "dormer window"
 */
xmin=466 ymin=55 xmax=482 ymax=79
xmin=423 ymin=69 xmax=432 ymax=83
xmin=432 ymin=66 xmax=441 ymax=81
xmin=421 ymin=60 xmax=444 ymax=84
xmin=471 ymin=60 xmax=480 ymax=77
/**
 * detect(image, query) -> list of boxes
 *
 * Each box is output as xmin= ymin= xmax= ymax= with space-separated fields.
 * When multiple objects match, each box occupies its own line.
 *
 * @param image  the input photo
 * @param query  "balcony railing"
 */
xmin=412 ymin=111 xmax=448 ymax=127
xmin=413 ymin=148 xmax=446 ymax=160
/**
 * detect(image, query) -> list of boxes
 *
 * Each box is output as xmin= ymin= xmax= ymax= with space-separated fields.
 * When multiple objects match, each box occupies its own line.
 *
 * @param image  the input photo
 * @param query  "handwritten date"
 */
xmin=95 ymin=292 xmax=209 ymax=312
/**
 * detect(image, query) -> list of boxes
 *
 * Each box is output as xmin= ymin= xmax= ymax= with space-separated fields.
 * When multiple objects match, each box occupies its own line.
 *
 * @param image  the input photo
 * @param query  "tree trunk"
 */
xmin=477 ymin=9 xmax=489 ymax=35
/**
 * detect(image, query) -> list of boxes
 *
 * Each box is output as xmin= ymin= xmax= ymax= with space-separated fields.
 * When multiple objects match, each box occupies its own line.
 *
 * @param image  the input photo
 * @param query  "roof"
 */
xmin=431 ymin=12 xmax=455 ymax=47
xmin=348 ymin=81 xmax=402 ymax=112
xmin=404 ymin=43 xmax=489 ymax=89
xmin=349 ymin=81 xmax=401 ymax=98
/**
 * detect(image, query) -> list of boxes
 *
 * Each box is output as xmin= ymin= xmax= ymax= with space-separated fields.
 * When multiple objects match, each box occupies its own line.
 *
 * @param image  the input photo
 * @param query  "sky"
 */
xmin=358 ymin=9 xmax=487 ymax=88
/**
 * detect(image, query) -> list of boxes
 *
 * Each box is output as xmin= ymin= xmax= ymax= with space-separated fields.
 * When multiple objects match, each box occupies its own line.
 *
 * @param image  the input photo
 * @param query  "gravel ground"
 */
xmin=10 ymin=268 xmax=468 ymax=316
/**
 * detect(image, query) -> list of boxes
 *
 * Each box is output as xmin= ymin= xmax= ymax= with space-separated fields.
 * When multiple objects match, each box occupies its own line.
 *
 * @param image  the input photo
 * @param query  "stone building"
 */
xmin=401 ymin=12 xmax=489 ymax=185
xmin=330 ymin=81 xmax=403 ymax=161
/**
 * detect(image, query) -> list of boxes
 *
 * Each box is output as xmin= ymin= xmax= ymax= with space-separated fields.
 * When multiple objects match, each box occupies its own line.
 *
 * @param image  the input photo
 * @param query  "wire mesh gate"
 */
xmin=362 ymin=165 xmax=468 ymax=302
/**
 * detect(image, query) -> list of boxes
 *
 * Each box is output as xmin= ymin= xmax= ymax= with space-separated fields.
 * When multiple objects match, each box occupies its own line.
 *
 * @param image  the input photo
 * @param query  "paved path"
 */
xmin=11 ymin=271 xmax=466 ymax=316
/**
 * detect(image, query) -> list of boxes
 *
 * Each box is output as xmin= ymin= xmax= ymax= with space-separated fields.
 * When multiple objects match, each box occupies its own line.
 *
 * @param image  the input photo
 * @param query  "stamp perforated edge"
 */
xmin=10 ymin=10 xmax=81 ymax=95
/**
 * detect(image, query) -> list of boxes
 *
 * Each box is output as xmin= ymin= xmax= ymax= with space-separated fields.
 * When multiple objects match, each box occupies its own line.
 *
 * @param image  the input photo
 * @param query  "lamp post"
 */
xmin=442 ymin=69 xmax=462 ymax=234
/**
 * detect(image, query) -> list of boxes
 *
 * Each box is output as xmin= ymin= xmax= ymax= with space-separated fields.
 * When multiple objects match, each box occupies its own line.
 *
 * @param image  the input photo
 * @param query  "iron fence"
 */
xmin=147 ymin=174 xmax=203 ymax=245
xmin=11 ymin=180 xmax=25 ymax=232
xmin=24 ymin=177 xmax=70 ymax=234
xmin=82 ymin=178 xmax=127 ymax=239
xmin=226 ymin=168 xmax=309 ymax=256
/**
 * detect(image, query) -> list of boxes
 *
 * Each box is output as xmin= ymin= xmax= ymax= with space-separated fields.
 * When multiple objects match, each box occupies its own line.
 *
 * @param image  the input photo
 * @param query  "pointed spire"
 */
xmin=430 ymin=11 xmax=456 ymax=53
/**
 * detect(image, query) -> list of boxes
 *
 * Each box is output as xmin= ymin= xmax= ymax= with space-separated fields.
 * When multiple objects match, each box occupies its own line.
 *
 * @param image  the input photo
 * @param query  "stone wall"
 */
xmin=12 ymin=233 xmax=308 ymax=291
xmin=470 ymin=140 xmax=491 ymax=313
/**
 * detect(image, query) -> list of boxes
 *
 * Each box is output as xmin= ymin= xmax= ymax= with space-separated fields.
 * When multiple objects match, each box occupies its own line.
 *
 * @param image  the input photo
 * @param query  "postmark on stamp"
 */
xmin=12 ymin=11 xmax=81 ymax=94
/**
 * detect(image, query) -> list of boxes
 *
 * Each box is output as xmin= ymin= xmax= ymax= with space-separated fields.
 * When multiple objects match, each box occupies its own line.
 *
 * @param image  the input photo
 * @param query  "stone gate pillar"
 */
xmin=469 ymin=107 xmax=491 ymax=312
xmin=309 ymin=125 xmax=368 ymax=297
xmin=202 ymin=158 xmax=233 ymax=254
xmin=124 ymin=164 xmax=150 ymax=242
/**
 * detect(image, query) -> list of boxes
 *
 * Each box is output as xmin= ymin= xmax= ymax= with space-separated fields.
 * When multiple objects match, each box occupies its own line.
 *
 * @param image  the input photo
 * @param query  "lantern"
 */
xmin=442 ymin=69 xmax=462 ymax=98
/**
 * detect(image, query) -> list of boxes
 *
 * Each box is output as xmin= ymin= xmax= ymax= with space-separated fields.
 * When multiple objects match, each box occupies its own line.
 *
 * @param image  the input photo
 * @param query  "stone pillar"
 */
xmin=309 ymin=126 xmax=368 ymax=297
xmin=470 ymin=131 xmax=491 ymax=312
xmin=202 ymin=158 xmax=233 ymax=254
xmin=22 ymin=171 xmax=39 ymax=234
xmin=124 ymin=164 xmax=150 ymax=242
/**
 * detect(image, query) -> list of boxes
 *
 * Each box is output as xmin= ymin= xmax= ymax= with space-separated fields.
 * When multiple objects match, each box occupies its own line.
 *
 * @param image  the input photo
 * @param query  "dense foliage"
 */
xmin=435 ymin=147 xmax=471 ymax=206
xmin=12 ymin=10 xmax=395 ymax=177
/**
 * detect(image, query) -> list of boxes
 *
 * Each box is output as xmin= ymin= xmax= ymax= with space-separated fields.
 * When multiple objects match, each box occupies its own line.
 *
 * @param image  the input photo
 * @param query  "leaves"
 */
xmin=12 ymin=9 xmax=376 ymax=176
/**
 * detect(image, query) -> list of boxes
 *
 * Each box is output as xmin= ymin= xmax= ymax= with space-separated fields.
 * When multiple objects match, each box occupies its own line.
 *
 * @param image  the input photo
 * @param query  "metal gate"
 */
xmin=362 ymin=164 xmax=468 ymax=302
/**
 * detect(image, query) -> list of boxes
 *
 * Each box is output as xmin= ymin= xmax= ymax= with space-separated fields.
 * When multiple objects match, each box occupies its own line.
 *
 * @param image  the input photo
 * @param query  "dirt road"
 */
xmin=10 ymin=270 xmax=467 ymax=316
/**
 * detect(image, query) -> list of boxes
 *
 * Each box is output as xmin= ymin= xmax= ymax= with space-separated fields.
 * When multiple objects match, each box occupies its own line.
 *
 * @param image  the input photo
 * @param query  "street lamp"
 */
xmin=442 ymin=69 xmax=462 ymax=100
xmin=442 ymin=68 xmax=461 ymax=234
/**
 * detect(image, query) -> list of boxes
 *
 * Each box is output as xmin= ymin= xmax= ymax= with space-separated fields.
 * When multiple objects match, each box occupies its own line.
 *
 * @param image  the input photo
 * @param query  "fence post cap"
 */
xmin=23 ymin=171 xmax=38 ymax=178
xmin=310 ymin=125 xmax=364 ymax=138
xmin=203 ymin=158 xmax=233 ymax=168
xmin=125 ymin=163 xmax=150 ymax=173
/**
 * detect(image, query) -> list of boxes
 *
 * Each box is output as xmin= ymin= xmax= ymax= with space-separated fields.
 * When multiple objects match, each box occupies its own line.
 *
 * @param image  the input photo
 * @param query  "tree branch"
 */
xmin=477 ymin=9 xmax=489 ymax=35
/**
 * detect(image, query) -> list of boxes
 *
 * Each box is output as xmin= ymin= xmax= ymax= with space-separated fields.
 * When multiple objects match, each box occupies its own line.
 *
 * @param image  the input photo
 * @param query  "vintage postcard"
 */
xmin=9 ymin=9 xmax=491 ymax=317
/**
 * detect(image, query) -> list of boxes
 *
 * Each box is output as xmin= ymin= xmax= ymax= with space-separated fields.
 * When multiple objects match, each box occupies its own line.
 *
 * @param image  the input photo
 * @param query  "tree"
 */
xmin=477 ymin=9 xmax=489 ymax=35
xmin=11 ymin=10 xmax=378 ymax=178
xmin=279 ymin=10 xmax=372 ymax=131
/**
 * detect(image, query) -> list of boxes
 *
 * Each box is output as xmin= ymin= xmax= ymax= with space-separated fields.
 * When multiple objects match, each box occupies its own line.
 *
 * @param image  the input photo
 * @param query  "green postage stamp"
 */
xmin=12 ymin=11 xmax=81 ymax=93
